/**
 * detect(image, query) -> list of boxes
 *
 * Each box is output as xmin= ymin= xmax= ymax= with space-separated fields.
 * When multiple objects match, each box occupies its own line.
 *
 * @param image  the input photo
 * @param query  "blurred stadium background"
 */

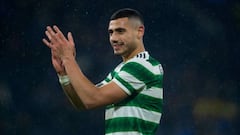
xmin=0 ymin=0 xmax=239 ymax=135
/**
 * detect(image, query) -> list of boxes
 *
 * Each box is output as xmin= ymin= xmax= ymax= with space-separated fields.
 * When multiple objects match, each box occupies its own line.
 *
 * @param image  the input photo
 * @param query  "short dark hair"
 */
xmin=110 ymin=8 xmax=144 ymax=25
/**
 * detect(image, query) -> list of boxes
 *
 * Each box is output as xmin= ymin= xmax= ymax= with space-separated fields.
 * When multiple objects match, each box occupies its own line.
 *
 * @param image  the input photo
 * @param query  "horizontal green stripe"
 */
xmin=114 ymin=73 xmax=136 ymax=94
xmin=106 ymin=104 xmax=114 ymax=109
xmin=105 ymin=77 xmax=111 ymax=82
xmin=107 ymin=93 xmax=163 ymax=113
xmin=120 ymin=62 xmax=163 ymax=89
xmin=105 ymin=117 xmax=158 ymax=135
xmin=147 ymin=56 xmax=160 ymax=66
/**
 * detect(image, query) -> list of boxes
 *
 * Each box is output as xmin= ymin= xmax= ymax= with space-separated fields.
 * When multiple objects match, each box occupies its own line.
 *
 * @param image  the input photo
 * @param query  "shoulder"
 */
xmin=121 ymin=52 xmax=163 ymax=76
xmin=124 ymin=52 xmax=161 ymax=70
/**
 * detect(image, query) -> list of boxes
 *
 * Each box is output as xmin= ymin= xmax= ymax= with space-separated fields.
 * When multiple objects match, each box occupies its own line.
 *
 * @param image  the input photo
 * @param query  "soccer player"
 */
xmin=43 ymin=8 xmax=163 ymax=135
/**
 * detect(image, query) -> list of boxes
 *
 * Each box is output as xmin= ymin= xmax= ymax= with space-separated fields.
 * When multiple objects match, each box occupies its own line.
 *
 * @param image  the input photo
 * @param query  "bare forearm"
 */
xmin=62 ymin=57 xmax=100 ymax=109
xmin=60 ymin=83 xmax=86 ymax=110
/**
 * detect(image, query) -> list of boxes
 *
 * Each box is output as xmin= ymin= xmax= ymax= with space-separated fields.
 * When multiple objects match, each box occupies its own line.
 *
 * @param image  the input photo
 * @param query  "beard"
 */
xmin=112 ymin=44 xmax=137 ymax=59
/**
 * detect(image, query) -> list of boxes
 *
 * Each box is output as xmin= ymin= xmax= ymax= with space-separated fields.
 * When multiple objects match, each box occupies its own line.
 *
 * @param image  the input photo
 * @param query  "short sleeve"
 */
xmin=112 ymin=61 xmax=150 ymax=95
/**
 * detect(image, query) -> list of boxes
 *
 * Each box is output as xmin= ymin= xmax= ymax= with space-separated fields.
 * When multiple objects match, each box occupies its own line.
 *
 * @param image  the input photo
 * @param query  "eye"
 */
xmin=118 ymin=29 xmax=124 ymax=33
xmin=108 ymin=30 xmax=113 ymax=36
xmin=116 ymin=28 xmax=126 ymax=34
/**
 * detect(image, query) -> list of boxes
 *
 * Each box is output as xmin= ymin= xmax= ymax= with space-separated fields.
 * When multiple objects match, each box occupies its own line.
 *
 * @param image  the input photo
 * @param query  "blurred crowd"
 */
xmin=0 ymin=0 xmax=239 ymax=135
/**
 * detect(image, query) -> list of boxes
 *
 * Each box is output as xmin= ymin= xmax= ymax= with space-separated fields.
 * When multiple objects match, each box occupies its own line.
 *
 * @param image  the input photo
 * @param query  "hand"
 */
xmin=51 ymin=49 xmax=66 ymax=75
xmin=42 ymin=25 xmax=76 ymax=61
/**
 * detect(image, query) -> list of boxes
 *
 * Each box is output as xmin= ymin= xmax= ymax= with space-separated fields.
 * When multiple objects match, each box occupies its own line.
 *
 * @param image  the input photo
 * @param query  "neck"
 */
xmin=122 ymin=45 xmax=145 ymax=62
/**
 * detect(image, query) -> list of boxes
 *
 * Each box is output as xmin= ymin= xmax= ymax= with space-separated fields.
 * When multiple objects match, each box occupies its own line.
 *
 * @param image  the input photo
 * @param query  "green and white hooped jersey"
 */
xmin=100 ymin=51 xmax=163 ymax=135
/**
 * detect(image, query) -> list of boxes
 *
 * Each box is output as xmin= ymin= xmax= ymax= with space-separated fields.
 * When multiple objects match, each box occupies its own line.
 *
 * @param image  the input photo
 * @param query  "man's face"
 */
xmin=108 ymin=17 xmax=139 ymax=57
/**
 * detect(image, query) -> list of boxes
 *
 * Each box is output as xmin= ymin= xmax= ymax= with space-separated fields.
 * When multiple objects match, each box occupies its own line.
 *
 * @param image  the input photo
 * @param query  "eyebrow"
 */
xmin=108 ymin=27 xmax=126 ymax=33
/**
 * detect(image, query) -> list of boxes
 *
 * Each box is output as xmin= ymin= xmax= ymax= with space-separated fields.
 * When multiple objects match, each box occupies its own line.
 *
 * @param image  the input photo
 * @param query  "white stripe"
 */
xmin=118 ymin=71 xmax=145 ymax=90
xmin=128 ymin=58 xmax=162 ymax=75
xmin=141 ymin=87 xmax=163 ymax=99
xmin=112 ymin=78 xmax=131 ymax=95
xmin=115 ymin=62 xmax=124 ymax=72
xmin=105 ymin=106 xmax=161 ymax=124
xmin=106 ymin=131 xmax=143 ymax=135
xmin=101 ymin=80 xmax=108 ymax=85
xmin=113 ymin=71 xmax=163 ymax=99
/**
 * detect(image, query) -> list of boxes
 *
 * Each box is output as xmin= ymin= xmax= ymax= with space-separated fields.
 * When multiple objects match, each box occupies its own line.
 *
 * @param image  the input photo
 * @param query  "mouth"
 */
xmin=112 ymin=43 xmax=124 ymax=50
xmin=113 ymin=45 xmax=121 ymax=50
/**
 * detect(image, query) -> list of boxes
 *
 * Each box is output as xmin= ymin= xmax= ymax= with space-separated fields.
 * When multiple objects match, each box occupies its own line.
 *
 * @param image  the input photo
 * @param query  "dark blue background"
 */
xmin=0 ymin=0 xmax=239 ymax=135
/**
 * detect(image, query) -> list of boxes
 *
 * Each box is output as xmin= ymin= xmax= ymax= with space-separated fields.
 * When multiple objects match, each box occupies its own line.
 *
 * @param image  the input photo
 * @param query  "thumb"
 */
xmin=68 ymin=32 xmax=75 ymax=46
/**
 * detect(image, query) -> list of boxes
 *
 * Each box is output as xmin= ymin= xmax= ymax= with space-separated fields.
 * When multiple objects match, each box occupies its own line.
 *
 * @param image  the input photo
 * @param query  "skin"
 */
xmin=109 ymin=17 xmax=145 ymax=61
xmin=42 ymin=17 xmax=145 ymax=109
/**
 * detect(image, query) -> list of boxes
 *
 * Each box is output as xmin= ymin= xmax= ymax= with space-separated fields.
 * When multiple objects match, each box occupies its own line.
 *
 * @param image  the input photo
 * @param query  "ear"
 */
xmin=137 ymin=25 xmax=144 ymax=39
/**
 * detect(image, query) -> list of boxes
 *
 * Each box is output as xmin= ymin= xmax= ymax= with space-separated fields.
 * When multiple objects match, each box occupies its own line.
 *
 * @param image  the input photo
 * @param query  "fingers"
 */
xmin=47 ymin=26 xmax=56 ymax=36
xmin=45 ymin=30 xmax=52 ymax=40
xmin=42 ymin=38 xmax=52 ymax=48
xmin=53 ymin=25 xmax=63 ymax=36
xmin=67 ymin=32 xmax=76 ymax=57
xmin=53 ymin=25 xmax=68 ymax=42
xmin=46 ymin=26 xmax=58 ymax=43
xmin=42 ymin=30 xmax=54 ymax=48
xmin=67 ymin=32 xmax=75 ymax=46
xmin=43 ymin=25 xmax=75 ymax=49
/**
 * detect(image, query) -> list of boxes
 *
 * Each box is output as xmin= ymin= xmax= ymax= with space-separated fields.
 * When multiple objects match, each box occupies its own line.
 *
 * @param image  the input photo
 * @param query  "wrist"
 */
xmin=58 ymin=74 xmax=70 ymax=86
xmin=57 ymin=71 xmax=67 ymax=76
xmin=62 ymin=55 xmax=75 ymax=66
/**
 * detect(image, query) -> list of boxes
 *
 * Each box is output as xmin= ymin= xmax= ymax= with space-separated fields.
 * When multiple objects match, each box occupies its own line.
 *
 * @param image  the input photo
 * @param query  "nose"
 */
xmin=110 ymin=32 xmax=118 ymax=43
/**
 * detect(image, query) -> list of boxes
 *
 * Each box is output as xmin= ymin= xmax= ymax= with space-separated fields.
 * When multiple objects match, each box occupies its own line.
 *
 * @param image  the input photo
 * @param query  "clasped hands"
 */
xmin=42 ymin=25 xmax=76 ymax=74
xmin=42 ymin=25 xmax=76 ymax=62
